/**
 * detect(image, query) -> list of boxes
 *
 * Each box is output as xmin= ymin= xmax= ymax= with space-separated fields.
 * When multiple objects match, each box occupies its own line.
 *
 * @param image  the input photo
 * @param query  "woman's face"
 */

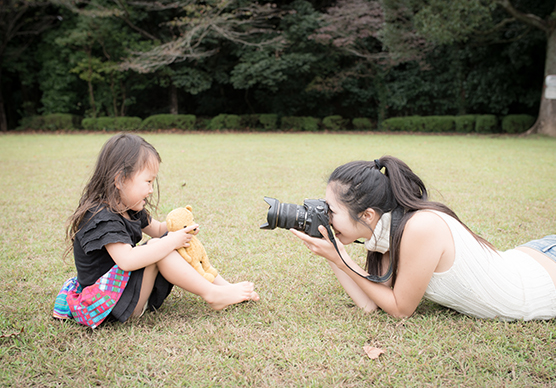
xmin=325 ymin=184 xmax=375 ymax=245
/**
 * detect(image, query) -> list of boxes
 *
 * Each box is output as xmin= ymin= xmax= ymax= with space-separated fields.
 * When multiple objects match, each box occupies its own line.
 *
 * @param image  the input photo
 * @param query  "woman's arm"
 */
xmin=292 ymin=212 xmax=449 ymax=317
xmin=106 ymin=224 xmax=198 ymax=272
xmin=327 ymin=260 xmax=379 ymax=312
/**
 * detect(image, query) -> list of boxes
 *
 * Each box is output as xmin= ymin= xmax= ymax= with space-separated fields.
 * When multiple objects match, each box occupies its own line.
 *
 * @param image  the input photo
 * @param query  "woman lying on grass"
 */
xmin=292 ymin=156 xmax=556 ymax=321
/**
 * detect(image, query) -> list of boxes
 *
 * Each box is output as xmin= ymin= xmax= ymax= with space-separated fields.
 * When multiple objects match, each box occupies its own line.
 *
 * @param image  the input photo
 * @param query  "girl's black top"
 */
xmin=73 ymin=206 xmax=150 ymax=287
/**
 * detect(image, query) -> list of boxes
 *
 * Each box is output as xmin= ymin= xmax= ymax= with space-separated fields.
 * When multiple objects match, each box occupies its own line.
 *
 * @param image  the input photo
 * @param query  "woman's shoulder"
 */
xmin=403 ymin=210 xmax=453 ymax=242
xmin=406 ymin=210 xmax=450 ymax=228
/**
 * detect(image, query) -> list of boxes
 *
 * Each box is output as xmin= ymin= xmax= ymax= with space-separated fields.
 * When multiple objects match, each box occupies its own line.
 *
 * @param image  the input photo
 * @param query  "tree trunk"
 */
xmin=120 ymin=80 xmax=126 ymax=117
xmin=110 ymin=73 xmax=118 ymax=117
xmin=374 ymin=67 xmax=387 ymax=128
xmin=0 ymin=66 xmax=7 ymax=132
xmin=169 ymin=83 xmax=178 ymax=114
xmin=86 ymin=48 xmax=97 ymax=118
xmin=526 ymin=13 xmax=556 ymax=136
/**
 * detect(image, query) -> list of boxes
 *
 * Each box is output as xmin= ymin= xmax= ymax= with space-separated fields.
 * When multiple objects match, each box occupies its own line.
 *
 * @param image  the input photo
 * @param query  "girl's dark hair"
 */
xmin=64 ymin=133 xmax=161 ymax=257
xmin=328 ymin=156 xmax=493 ymax=285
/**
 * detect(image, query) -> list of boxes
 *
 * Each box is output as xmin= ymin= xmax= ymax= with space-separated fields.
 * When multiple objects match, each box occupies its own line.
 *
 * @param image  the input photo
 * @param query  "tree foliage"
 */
xmin=0 ymin=0 xmax=552 ymax=134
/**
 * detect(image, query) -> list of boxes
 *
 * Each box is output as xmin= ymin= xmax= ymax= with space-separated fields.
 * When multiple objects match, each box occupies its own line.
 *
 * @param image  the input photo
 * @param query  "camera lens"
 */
xmin=276 ymin=202 xmax=306 ymax=230
xmin=260 ymin=197 xmax=307 ymax=232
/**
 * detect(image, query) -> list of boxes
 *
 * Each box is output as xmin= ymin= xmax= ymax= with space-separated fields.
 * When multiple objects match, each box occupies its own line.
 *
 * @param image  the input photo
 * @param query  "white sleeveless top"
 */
xmin=423 ymin=211 xmax=556 ymax=321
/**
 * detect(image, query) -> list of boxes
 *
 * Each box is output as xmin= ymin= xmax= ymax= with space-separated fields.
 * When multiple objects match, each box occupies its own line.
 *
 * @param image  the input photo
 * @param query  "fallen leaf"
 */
xmin=363 ymin=345 xmax=385 ymax=360
xmin=0 ymin=327 xmax=24 ymax=339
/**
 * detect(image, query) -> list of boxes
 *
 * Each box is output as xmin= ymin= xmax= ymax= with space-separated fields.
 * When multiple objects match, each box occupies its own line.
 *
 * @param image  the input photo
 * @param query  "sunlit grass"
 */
xmin=1 ymin=132 xmax=555 ymax=387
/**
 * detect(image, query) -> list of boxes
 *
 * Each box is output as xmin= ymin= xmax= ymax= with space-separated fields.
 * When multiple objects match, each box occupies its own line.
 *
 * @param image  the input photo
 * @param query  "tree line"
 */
xmin=1 ymin=0 xmax=555 ymax=135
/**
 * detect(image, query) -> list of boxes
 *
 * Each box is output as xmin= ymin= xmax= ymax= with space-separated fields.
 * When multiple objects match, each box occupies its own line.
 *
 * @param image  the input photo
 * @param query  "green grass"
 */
xmin=1 ymin=132 xmax=555 ymax=387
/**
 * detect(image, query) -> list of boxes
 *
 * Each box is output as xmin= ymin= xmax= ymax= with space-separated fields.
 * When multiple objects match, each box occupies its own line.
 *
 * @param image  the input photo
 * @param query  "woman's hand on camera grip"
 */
xmin=291 ymin=225 xmax=344 ymax=263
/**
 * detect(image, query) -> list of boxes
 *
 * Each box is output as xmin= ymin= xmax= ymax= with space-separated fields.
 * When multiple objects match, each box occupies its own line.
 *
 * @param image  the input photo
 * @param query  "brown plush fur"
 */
xmin=166 ymin=206 xmax=218 ymax=282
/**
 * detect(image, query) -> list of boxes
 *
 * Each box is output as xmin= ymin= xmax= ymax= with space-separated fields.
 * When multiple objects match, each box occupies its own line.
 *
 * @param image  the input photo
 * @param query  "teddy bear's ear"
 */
xmin=186 ymin=205 xmax=193 ymax=211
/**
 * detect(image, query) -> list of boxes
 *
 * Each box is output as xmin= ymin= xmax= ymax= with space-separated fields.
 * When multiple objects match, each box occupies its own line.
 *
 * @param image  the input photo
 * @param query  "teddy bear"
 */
xmin=166 ymin=206 xmax=218 ymax=283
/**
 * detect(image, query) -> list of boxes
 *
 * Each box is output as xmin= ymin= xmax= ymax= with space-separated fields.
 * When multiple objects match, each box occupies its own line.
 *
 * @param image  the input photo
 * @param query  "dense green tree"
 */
xmin=381 ymin=0 xmax=556 ymax=136
xmin=0 ymin=0 xmax=550 ymax=129
xmin=0 ymin=0 xmax=58 ymax=131
xmin=114 ymin=0 xmax=285 ymax=114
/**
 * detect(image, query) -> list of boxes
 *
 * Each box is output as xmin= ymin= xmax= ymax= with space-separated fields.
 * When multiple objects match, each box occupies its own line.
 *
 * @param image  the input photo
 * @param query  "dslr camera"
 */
xmin=260 ymin=197 xmax=329 ymax=238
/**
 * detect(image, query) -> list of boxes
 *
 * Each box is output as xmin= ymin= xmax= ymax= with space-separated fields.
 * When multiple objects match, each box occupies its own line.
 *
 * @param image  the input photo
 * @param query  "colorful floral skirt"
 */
xmin=53 ymin=265 xmax=130 ymax=328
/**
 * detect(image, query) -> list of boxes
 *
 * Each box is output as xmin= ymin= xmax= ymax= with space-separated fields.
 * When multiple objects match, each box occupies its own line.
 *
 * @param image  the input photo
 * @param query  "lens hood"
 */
xmin=260 ymin=197 xmax=280 ymax=230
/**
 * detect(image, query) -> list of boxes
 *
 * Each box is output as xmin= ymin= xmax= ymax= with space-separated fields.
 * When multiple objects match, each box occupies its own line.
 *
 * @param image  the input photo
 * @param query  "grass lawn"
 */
xmin=1 ymin=132 xmax=555 ymax=387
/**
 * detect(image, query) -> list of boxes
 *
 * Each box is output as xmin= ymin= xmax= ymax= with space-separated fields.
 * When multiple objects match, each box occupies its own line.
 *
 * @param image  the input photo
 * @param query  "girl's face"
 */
xmin=117 ymin=161 xmax=159 ymax=213
xmin=325 ymin=184 xmax=375 ymax=245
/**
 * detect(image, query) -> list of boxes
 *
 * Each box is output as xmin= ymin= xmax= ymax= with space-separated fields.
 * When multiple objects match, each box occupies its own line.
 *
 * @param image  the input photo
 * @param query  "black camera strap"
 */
xmin=324 ymin=224 xmax=393 ymax=283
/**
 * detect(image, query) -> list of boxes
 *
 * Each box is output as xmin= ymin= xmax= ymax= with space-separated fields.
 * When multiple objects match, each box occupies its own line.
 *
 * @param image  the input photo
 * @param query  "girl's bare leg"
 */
xmin=131 ymin=263 xmax=159 ymax=318
xmin=213 ymin=275 xmax=231 ymax=285
xmin=156 ymin=250 xmax=256 ymax=310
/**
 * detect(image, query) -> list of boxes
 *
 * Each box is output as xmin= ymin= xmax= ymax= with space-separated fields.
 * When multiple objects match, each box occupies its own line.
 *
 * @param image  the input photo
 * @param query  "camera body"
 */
xmin=260 ymin=197 xmax=330 ymax=238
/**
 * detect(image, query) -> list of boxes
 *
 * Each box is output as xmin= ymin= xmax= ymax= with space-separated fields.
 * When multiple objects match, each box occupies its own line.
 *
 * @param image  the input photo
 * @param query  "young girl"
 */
xmin=54 ymin=133 xmax=258 ymax=328
xmin=292 ymin=156 xmax=556 ymax=321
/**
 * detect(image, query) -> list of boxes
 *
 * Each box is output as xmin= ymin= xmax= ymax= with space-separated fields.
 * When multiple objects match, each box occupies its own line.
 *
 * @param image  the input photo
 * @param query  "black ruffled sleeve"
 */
xmin=77 ymin=208 xmax=133 ymax=254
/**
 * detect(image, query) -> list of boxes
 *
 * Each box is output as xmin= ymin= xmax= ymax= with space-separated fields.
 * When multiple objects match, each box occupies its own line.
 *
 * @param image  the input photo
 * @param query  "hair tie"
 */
xmin=374 ymin=159 xmax=383 ymax=171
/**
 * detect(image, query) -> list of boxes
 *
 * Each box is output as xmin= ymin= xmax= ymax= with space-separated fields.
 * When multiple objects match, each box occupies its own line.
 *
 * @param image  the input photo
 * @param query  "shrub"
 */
xmin=259 ymin=114 xmax=278 ymax=131
xmin=240 ymin=114 xmax=260 ymax=129
xmin=455 ymin=115 xmax=476 ymax=133
xmin=322 ymin=115 xmax=348 ymax=131
xmin=281 ymin=116 xmax=303 ymax=131
xmin=43 ymin=113 xmax=81 ymax=130
xmin=225 ymin=114 xmax=241 ymax=130
xmin=281 ymin=116 xmax=321 ymax=131
xmin=301 ymin=117 xmax=320 ymax=132
xmin=18 ymin=116 xmax=44 ymax=131
xmin=83 ymin=117 xmax=142 ymax=131
xmin=195 ymin=117 xmax=211 ymax=130
xmin=207 ymin=114 xmax=227 ymax=130
xmin=114 ymin=117 xmax=142 ymax=131
xmin=19 ymin=114 xmax=81 ymax=131
xmin=422 ymin=116 xmax=455 ymax=132
xmin=382 ymin=116 xmax=423 ymax=132
xmin=381 ymin=115 xmax=460 ymax=133
xmin=96 ymin=117 xmax=117 ymax=131
xmin=501 ymin=114 xmax=536 ymax=134
xmin=475 ymin=115 xmax=498 ymax=133
xmin=352 ymin=118 xmax=373 ymax=131
xmin=141 ymin=114 xmax=196 ymax=131
xmin=207 ymin=114 xmax=242 ymax=130
xmin=81 ymin=118 xmax=97 ymax=130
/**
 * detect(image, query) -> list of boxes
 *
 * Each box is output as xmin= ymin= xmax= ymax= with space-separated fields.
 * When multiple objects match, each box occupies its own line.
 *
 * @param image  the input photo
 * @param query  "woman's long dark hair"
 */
xmin=328 ymin=156 xmax=494 ymax=285
xmin=64 ymin=133 xmax=161 ymax=258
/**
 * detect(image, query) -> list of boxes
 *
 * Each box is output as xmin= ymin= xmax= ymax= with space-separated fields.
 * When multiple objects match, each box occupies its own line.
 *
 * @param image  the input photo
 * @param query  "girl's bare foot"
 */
xmin=212 ymin=275 xmax=259 ymax=302
xmin=206 ymin=281 xmax=255 ymax=310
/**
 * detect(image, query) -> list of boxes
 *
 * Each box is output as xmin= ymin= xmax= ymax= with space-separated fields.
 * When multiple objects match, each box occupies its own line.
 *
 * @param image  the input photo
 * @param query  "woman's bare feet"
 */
xmin=205 ymin=281 xmax=257 ymax=310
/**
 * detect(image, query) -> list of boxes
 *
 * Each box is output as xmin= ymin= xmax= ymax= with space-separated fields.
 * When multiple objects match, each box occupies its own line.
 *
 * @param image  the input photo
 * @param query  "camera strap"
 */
xmin=324 ymin=224 xmax=393 ymax=283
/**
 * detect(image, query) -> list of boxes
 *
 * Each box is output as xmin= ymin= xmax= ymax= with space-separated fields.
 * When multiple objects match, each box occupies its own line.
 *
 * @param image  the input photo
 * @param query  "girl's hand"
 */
xmin=167 ymin=224 xmax=199 ymax=249
xmin=290 ymin=225 xmax=345 ymax=263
